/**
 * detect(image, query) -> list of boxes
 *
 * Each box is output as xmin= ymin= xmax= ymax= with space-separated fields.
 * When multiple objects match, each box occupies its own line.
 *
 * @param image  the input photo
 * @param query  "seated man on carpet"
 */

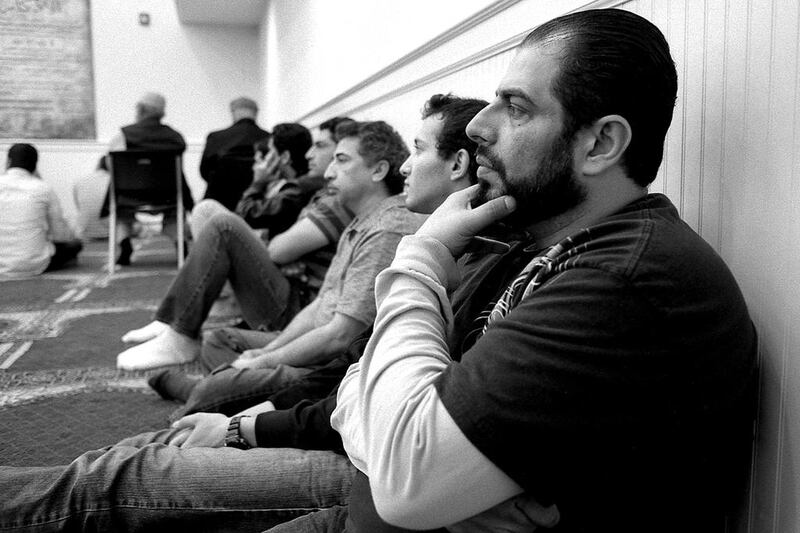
xmin=0 ymin=94 xmax=487 ymax=533
xmin=0 ymin=143 xmax=82 ymax=278
xmin=148 ymin=94 xmax=487 ymax=421
xmin=189 ymin=121 xmax=312 ymax=238
xmin=117 ymin=118 xmax=353 ymax=371
xmin=189 ymin=118 xmax=349 ymax=327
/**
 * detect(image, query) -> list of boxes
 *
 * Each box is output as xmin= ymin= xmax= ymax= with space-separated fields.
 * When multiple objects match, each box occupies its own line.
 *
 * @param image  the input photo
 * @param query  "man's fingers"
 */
xmin=169 ymin=429 xmax=190 ymax=447
xmin=171 ymin=414 xmax=198 ymax=430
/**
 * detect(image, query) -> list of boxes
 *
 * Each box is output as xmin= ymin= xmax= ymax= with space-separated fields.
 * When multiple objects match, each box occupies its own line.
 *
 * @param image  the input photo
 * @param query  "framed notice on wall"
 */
xmin=0 ymin=0 xmax=96 ymax=139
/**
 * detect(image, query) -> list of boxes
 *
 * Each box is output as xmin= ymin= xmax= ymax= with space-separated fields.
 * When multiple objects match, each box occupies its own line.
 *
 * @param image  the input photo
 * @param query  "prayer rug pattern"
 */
xmin=0 ymin=238 xmax=238 ymax=466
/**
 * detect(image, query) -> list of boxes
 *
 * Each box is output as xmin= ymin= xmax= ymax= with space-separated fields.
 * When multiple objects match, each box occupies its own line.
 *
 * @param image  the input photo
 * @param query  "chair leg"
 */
xmin=108 ymin=210 xmax=116 ymax=274
xmin=177 ymin=208 xmax=185 ymax=269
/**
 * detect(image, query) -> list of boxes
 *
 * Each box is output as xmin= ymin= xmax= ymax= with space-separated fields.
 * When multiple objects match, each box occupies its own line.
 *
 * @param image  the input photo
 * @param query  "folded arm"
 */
xmin=237 ymin=310 xmax=366 ymax=369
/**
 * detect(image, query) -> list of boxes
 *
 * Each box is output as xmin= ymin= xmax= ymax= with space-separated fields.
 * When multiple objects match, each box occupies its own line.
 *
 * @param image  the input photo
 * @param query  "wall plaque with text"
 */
xmin=0 ymin=0 xmax=96 ymax=139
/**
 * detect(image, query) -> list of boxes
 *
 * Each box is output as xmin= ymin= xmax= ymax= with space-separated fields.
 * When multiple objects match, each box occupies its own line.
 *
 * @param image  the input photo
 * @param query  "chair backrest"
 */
xmin=108 ymin=150 xmax=182 ymax=210
xmin=203 ymin=152 xmax=255 ymax=210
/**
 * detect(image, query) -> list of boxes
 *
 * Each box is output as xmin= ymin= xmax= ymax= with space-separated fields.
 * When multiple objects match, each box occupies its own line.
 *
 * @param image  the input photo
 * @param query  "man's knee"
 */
xmin=192 ymin=199 xmax=227 ymax=226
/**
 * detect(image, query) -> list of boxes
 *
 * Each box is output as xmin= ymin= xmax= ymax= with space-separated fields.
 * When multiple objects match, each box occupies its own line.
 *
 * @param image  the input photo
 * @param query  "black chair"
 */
xmin=106 ymin=150 xmax=185 ymax=273
xmin=202 ymin=152 xmax=255 ymax=211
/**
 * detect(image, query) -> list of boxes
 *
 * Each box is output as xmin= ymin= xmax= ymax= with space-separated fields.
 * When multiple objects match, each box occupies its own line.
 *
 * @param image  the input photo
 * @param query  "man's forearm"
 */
xmin=331 ymin=235 xmax=522 ymax=528
xmin=265 ymin=300 xmax=320 ymax=351
xmin=254 ymin=393 xmax=343 ymax=451
xmin=253 ymin=321 xmax=357 ymax=368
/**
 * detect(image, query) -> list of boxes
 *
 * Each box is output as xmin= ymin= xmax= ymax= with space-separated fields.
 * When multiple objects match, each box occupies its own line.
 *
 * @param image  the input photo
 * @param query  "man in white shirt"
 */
xmin=0 ymin=143 xmax=81 ymax=278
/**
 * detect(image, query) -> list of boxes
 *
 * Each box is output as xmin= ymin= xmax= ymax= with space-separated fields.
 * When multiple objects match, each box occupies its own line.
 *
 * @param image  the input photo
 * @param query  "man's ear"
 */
xmin=450 ymin=148 xmax=470 ymax=182
xmin=577 ymin=115 xmax=631 ymax=176
xmin=278 ymin=150 xmax=292 ymax=167
xmin=371 ymin=160 xmax=390 ymax=182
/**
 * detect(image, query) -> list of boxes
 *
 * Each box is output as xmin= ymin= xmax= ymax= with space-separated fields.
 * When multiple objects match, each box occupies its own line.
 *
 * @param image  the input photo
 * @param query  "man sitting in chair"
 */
xmin=104 ymin=91 xmax=195 ymax=266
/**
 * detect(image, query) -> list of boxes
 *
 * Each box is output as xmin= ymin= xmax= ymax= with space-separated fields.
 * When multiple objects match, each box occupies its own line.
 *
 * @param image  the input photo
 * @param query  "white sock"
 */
xmin=121 ymin=321 xmax=169 ymax=344
xmin=117 ymin=328 xmax=200 ymax=371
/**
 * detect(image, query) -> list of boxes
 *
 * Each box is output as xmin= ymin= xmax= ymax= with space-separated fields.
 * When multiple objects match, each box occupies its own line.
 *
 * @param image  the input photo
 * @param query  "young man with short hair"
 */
xmin=190 ymin=121 xmax=313 ymax=238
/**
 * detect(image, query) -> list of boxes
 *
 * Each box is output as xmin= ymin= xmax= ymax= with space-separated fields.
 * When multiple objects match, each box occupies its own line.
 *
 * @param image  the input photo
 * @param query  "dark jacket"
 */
xmin=101 ymin=117 xmax=195 ymax=216
xmin=200 ymin=118 xmax=270 ymax=210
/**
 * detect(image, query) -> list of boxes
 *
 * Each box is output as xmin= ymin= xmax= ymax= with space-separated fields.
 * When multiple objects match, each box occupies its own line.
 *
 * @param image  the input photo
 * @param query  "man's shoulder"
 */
xmin=161 ymin=123 xmax=186 ymax=139
xmin=548 ymin=193 xmax=743 ymax=308
xmin=584 ymin=193 xmax=710 ymax=271
xmin=206 ymin=127 xmax=227 ymax=140
xmin=0 ymin=170 xmax=50 ymax=194
xmin=363 ymin=195 xmax=427 ymax=235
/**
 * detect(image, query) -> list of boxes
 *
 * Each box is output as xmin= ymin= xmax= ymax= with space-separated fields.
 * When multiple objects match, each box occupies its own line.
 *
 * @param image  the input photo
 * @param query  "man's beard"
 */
xmin=474 ymin=129 xmax=586 ymax=229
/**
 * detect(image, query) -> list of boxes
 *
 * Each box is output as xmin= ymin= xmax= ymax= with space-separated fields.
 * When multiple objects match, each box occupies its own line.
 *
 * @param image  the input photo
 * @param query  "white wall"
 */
xmin=261 ymin=0 xmax=496 ymax=125
xmin=261 ymin=0 xmax=799 ymax=531
xmin=1 ymin=0 xmax=262 ymax=223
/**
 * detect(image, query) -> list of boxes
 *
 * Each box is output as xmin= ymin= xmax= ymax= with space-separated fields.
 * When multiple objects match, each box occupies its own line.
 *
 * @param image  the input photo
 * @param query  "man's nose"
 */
xmin=399 ymin=155 xmax=412 ymax=177
xmin=324 ymin=161 xmax=336 ymax=180
xmin=465 ymin=104 xmax=493 ymax=144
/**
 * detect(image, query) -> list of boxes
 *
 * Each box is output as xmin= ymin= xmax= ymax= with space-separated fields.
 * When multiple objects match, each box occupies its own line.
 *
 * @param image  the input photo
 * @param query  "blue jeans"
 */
xmin=0 ymin=429 xmax=355 ymax=532
xmin=155 ymin=208 xmax=300 ymax=338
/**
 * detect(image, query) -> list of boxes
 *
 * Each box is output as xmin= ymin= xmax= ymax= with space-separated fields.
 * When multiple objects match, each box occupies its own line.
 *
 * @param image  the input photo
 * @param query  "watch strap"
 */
xmin=224 ymin=414 xmax=252 ymax=449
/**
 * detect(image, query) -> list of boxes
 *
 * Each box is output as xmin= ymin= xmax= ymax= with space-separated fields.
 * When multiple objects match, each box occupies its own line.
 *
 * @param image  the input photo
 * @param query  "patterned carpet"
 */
xmin=0 ymin=237 xmax=234 ymax=466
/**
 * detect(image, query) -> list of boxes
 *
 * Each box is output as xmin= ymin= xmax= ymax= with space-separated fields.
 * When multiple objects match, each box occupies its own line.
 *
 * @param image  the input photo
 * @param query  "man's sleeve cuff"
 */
xmin=391 ymin=234 xmax=460 ymax=291
xmin=253 ymin=410 xmax=296 ymax=448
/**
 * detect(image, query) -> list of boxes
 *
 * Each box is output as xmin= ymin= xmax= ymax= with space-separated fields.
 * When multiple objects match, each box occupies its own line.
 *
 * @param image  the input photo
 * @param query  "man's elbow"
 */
xmin=327 ymin=320 xmax=367 ymax=352
xmin=267 ymin=243 xmax=291 ymax=264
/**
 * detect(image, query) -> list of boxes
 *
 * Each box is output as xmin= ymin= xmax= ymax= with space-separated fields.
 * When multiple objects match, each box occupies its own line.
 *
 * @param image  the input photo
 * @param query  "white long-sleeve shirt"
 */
xmin=0 ymin=167 xmax=76 ymax=278
xmin=331 ymin=234 xmax=557 ymax=530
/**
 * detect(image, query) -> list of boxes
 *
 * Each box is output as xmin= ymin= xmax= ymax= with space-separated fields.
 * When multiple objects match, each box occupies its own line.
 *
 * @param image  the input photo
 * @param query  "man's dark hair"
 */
xmin=421 ymin=94 xmax=488 ymax=184
xmin=7 ymin=143 xmax=38 ymax=173
xmin=253 ymin=137 xmax=272 ymax=156
xmin=319 ymin=117 xmax=355 ymax=142
xmin=271 ymin=123 xmax=312 ymax=175
xmin=335 ymin=120 xmax=409 ymax=195
xmin=522 ymin=8 xmax=678 ymax=186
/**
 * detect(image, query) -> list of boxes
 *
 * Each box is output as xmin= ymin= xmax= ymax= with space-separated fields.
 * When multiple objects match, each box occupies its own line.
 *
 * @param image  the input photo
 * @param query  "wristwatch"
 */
xmin=224 ymin=415 xmax=252 ymax=449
